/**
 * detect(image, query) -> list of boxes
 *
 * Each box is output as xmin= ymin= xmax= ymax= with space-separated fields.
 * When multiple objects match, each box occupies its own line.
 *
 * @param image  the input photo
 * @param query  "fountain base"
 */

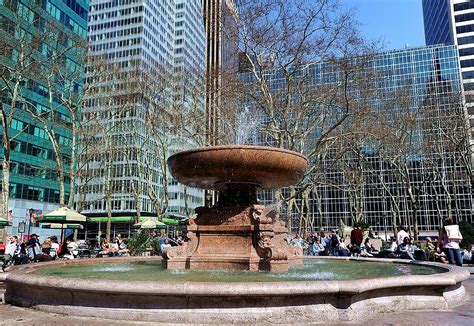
xmin=162 ymin=204 xmax=303 ymax=272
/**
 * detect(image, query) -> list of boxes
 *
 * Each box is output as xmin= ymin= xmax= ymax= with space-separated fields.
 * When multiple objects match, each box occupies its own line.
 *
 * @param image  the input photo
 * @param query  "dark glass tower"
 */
xmin=422 ymin=0 xmax=474 ymax=141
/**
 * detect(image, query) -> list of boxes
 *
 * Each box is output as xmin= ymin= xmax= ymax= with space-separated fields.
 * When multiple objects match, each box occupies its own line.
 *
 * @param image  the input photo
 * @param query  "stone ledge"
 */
xmin=3 ymin=257 xmax=470 ymax=323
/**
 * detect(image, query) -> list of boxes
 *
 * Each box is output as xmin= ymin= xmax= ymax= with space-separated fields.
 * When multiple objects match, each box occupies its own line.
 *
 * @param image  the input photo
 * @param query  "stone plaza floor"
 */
xmin=0 ymin=274 xmax=472 ymax=325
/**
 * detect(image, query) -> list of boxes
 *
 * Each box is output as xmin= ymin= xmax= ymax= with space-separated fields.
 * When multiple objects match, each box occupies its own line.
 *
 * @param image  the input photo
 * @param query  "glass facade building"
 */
xmin=423 ymin=0 xmax=474 ymax=142
xmin=81 ymin=0 xmax=205 ymax=222
xmin=0 ymin=0 xmax=89 ymax=233
xmin=240 ymin=45 xmax=473 ymax=234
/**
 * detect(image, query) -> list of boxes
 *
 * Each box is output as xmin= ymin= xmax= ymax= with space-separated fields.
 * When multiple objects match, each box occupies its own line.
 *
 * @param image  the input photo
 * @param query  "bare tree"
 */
xmin=217 ymin=0 xmax=379 ymax=230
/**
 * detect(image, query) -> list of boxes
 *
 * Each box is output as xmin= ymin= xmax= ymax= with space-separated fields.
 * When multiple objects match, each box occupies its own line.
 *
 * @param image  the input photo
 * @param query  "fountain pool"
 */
xmin=35 ymin=258 xmax=445 ymax=282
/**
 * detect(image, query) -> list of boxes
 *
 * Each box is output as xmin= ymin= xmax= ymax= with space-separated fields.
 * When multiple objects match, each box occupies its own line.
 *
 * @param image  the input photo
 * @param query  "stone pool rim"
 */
xmin=3 ymin=256 xmax=470 ymax=323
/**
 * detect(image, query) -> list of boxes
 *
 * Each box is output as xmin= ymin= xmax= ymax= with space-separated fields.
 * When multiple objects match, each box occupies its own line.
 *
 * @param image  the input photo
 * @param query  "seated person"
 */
xmin=435 ymin=249 xmax=448 ymax=264
xmin=389 ymin=237 xmax=398 ymax=253
xmin=290 ymin=232 xmax=305 ymax=249
xmin=27 ymin=235 xmax=52 ymax=262
xmin=63 ymin=238 xmax=79 ymax=259
xmin=41 ymin=238 xmax=52 ymax=255
xmin=424 ymin=237 xmax=437 ymax=261
xmin=312 ymin=238 xmax=325 ymax=256
xmin=1 ymin=236 xmax=19 ymax=270
xmin=160 ymin=238 xmax=172 ymax=252
xmin=99 ymin=239 xmax=117 ymax=257
xmin=462 ymin=244 xmax=472 ymax=264
xmin=397 ymin=237 xmax=415 ymax=260
xmin=6 ymin=236 xmax=20 ymax=256
xmin=364 ymin=238 xmax=378 ymax=257
xmin=338 ymin=239 xmax=350 ymax=257
xmin=115 ymin=235 xmax=130 ymax=255
xmin=50 ymin=236 xmax=60 ymax=259
xmin=26 ymin=235 xmax=41 ymax=260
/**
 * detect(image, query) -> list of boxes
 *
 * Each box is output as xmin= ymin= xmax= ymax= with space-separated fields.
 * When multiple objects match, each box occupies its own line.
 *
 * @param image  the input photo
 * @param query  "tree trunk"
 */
xmin=1 ymin=160 xmax=10 ymax=219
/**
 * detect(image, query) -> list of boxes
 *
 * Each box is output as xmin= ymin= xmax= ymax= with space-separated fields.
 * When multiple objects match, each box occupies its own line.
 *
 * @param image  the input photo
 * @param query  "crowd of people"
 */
xmin=288 ymin=217 xmax=472 ymax=267
xmin=96 ymin=235 xmax=129 ymax=257
xmin=0 ymin=233 xmax=81 ymax=270
xmin=1 ymin=217 xmax=471 ymax=271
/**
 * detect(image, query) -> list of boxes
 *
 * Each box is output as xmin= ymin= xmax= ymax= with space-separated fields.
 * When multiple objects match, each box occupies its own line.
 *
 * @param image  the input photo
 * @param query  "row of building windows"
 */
xmin=464 ymin=82 xmax=474 ymax=91
xmin=90 ymin=0 xmax=141 ymax=12
xmin=80 ymin=197 xmax=155 ymax=213
xmin=89 ymin=5 xmax=143 ymax=21
xmin=88 ymin=37 xmax=141 ymax=52
xmin=457 ymin=35 xmax=474 ymax=45
xmin=88 ymin=16 xmax=143 ymax=32
xmin=458 ymin=46 xmax=474 ymax=57
xmin=462 ymin=70 xmax=474 ymax=80
xmin=88 ymin=26 xmax=143 ymax=41
xmin=455 ymin=11 xmax=474 ymax=23
xmin=10 ymin=161 xmax=70 ymax=184
xmin=10 ymin=139 xmax=71 ymax=165
xmin=454 ymin=2 xmax=474 ymax=12
xmin=9 ymin=183 xmax=63 ymax=204
xmin=456 ymin=23 xmax=474 ymax=34
xmin=460 ymin=58 xmax=474 ymax=67
xmin=168 ymin=192 xmax=202 ymax=204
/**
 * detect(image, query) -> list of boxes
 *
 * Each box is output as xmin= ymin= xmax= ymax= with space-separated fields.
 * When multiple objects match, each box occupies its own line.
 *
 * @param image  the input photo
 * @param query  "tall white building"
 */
xmin=79 ymin=0 xmax=206 ymax=221
xmin=423 ymin=0 xmax=474 ymax=144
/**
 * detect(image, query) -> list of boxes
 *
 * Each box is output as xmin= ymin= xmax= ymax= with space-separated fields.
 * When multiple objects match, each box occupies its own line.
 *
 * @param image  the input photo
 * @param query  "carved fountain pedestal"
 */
xmin=163 ymin=145 xmax=308 ymax=272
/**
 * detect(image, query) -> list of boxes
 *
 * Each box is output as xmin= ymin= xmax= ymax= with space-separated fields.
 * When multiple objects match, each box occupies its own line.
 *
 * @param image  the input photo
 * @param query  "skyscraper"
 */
xmin=0 ymin=0 xmax=89 ymax=236
xmin=80 ymin=0 xmax=205 ymax=231
xmin=422 ymin=0 xmax=474 ymax=144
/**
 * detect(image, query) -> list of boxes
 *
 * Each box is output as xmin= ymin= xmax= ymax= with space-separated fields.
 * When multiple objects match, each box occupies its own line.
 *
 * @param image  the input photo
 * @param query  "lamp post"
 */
xmin=18 ymin=220 xmax=26 ymax=241
xmin=27 ymin=208 xmax=34 ymax=239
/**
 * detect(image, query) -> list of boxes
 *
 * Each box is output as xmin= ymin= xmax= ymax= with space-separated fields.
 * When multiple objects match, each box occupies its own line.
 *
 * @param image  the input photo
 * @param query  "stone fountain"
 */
xmin=2 ymin=146 xmax=470 ymax=323
xmin=163 ymin=145 xmax=308 ymax=272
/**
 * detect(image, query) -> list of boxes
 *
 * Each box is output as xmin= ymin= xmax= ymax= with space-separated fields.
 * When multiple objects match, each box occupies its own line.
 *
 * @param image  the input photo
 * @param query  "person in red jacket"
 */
xmin=350 ymin=224 xmax=363 ymax=257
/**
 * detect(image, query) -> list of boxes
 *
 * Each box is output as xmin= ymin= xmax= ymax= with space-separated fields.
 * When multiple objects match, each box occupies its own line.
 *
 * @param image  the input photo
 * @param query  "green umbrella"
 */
xmin=0 ymin=218 xmax=10 ymax=228
xmin=39 ymin=207 xmax=86 ymax=223
xmin=133 ymin=218 xmax=166 ymax=229
xmin=38 ymin=207 xmax=85 ymax=241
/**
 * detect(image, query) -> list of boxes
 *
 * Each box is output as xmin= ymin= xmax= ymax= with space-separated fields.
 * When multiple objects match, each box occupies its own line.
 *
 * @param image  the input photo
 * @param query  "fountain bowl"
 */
xmin=168 ymin=145 xmax=308 ymax=191
xmin=3 ymin=256 xmax=469 ymax=323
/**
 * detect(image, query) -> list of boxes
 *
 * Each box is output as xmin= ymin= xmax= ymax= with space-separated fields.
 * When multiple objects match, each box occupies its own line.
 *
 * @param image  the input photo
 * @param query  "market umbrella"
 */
xmin=0 ymin=218 xmax=10 ymax=228
xmin=133 ymin=218 xmax=166 ymax=229
xmin=40 ymin=207 xmax=86 ymax=223
xmin=38 ymin=207 xmax=86 ymax=241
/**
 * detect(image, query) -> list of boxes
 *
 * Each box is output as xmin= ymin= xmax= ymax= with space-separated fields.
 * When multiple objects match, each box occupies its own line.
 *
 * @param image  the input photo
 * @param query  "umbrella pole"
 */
xmin=60 ymin=227 xmax=64 ymax=243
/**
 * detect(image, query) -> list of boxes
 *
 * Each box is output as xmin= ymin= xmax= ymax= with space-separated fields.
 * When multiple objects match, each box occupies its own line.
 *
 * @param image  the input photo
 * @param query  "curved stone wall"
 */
xmin=3 ymin=257 xmax=470 ymax=323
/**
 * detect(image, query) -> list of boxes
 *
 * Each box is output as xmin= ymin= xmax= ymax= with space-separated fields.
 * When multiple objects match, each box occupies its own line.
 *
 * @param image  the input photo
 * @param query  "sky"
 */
xmin=346 ymin=0 xmax=426 ymax=50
